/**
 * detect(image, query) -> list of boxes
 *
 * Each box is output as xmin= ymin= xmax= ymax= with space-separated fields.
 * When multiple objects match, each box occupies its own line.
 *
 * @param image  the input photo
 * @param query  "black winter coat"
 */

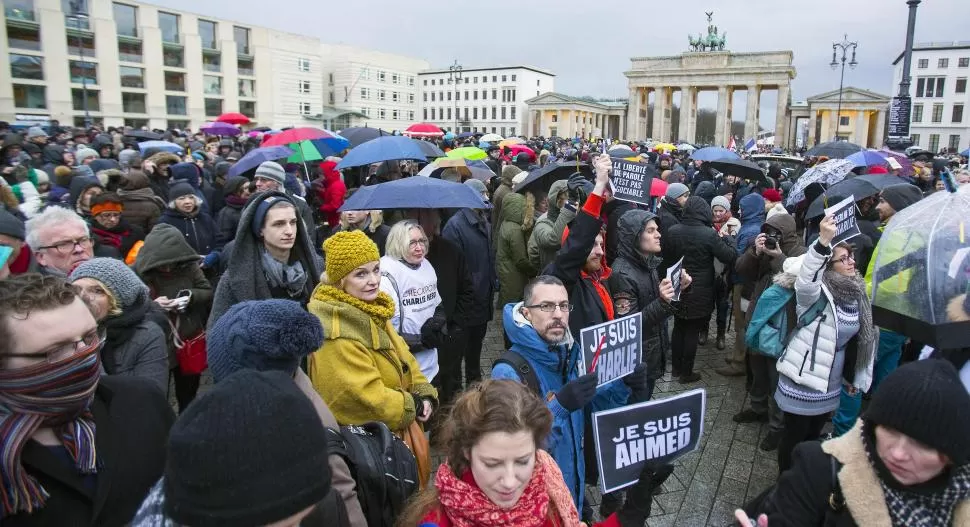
xmin=441 ymin=208 xmax=495 ymax=326
xmin=657 ymin=197 xmax=684 ymax=274
xmin=158 ymin=207 xmax=219 ymax=255
xmin=5 ymin=376 xmax=173 ymax=527
xmin=602 ymin=198 xmax=636 ymax=267
xmin=426 ymin=236 xmax=476 ymax=329
xmin=215 ymin=198 xmax=244 ymax=246
xmin=608 ymin=210 xmax=677 ymax=381
xmin=664 ymin=196 xmax=737 ymax=320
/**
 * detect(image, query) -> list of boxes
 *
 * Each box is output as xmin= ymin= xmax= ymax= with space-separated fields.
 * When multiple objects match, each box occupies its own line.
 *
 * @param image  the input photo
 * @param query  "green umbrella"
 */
xmin=286 ymin=140 xmax=324 ymax=163
xmin=446 ymin=146 xmax=487 ymax=161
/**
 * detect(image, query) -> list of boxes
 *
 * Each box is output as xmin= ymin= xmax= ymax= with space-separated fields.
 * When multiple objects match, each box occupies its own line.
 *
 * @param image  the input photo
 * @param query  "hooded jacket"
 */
xmin=664 ymin=196 xmax=738 ymax=320
xmin=608 ymin=210 xmax=678 ymax=381
xmin=736 ymin=212 xmax=807 ymax=326
xmin=737 ymin=192 xmax=767 ymax=256
xmin=491 ymin=303 xmax=629 ymax=512
xmin=694 ymin=180 xmax=717 ymax=204
xmin=215 ymin=176 xmax=248 ymax=246
xmin=40 ymin=144 xmax=66 ymax=177
xmin=317 ymin=160 xmax=346 ymax=228
xmin=116 ymin=170 xmax=166 ymax=232
xmin=602 ymin=197 xmax=636 ymax=267
xmin=496 ymin=192 xmax=537 ymax=305
xmin=158 ymin=204 xmax=218 ymax=255
xmin=527 ymin=179 xmax=574 ymax=270
xmin=144 ymin=152 xmax=181 ymax=202
xmin=490 ymin=166 xmax=518 ymax=244
xmin=657 ymin=196 xmax=684 ymax=274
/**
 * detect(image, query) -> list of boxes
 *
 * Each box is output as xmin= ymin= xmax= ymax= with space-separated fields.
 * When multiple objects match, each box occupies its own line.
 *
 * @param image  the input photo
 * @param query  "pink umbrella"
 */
xmin=875 ymin=149 xmax=915 ymax=178
xmin=261 ymin=127 xmax=330 ymax=147
xmin=650 ymin=178 xmax=668 ymax=197
xmin=504 ymin=144 xmax=537 ymax=162
xmin=403 ymin=123 xmax=444 ymax=138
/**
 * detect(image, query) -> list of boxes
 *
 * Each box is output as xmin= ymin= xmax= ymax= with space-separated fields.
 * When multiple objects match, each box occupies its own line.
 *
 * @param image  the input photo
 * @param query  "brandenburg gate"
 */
xmin=625 ymin=15 xmax=796 ymax=146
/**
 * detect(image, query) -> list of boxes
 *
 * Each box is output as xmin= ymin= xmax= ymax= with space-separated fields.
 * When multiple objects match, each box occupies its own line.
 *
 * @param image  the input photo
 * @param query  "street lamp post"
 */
xmin=830 ymin=34 xmax=858 ymax=140
xmin=898 ymin=0 xmax=921 ymax=97
xmin=68 ymin=0 xmax=90 ymax=128
xmin=447 ymin=59 xmax=462 ymax=133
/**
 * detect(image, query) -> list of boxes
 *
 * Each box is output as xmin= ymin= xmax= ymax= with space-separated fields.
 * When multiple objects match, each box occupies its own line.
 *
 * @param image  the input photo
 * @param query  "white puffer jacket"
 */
xmin=776 ymin=244 xmax=876 ymax=393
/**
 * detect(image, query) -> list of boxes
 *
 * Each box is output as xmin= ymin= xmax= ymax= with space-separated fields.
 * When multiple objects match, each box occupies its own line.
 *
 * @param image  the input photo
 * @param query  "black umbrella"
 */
xmin=805 ymin=141 xmax=863 ymax=159
xmin=804 ymin=174 xmax=910 ymax=218
xmin=514 ymin=161 xmax=590 ymax=194
xmin=339 ymin=127 xmax=389 ymax=148
xmin=124 ymin=130 xmax=163 ymax=142
xmin=251 ymin=126 xmax=272 ymax=132
xmin=414 ymin=140 xmax=445 ymax=159
xmin=707 ymin=157 xmax=767 ymax=183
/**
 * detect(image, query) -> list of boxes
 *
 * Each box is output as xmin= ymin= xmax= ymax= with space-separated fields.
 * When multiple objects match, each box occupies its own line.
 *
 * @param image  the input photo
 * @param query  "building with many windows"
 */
xmin=892 ymin=41 xmax=970 ymax=153
xmin=417 ymin=65 xmax=555 ymax=137
xmin=1 ymin=0 xmax=427 ymax=130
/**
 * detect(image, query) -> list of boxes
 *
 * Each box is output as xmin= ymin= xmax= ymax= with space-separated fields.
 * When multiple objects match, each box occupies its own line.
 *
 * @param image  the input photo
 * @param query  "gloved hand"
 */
xmin=615 ymin=463 xmax=674 ymax=527
xmin=420 ymin=310 xmax=448 ymax=349
xmin=201 ymin=252 xmax=219 ymax=269
xmin=555 ymin=373 xmax=598 ymax=412
xmin=567 ymin=172 xmax=593 ymax=205
xmin=623 ymin=363 xmax=649 ymax=392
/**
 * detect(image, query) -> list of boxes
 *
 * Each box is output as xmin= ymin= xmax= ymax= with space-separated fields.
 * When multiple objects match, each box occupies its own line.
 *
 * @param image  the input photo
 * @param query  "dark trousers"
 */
xmin=671 ymin=317 xmax=707 ymax=376
xmin=463 ymin=323 xmax=488 ymax=386
xmin=172 ymin=369 xmax=200 ymax=413
xmin=777 ymin=411 xmax=830 ymax=473
xmin=714 ymin=280 xmax=729 ymax=335
xmin=434 ymin=330 xmax=468 ymax=408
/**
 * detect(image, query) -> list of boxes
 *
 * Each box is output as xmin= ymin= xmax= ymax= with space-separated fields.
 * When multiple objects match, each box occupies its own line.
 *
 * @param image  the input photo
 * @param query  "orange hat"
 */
xmin=91 ymin=199 xmax=123 ymax=217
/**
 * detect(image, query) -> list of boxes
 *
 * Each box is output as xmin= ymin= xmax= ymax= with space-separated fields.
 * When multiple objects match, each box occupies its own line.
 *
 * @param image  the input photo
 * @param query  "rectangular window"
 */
xmin=122 ymin=92 xmax=146 ymax=113
xmin=939 ymin=58 xmax=949 ymax=68
xmin=299 ymin=102 xmax=311 ymax=115
xmin=949 ymin=134 xmax=961 ymax=150
xmin=117 ymin=65 xmax=143 ymax=88
xmin=430 ymin=108 xmax=436 ymax=120
xmin=956 ymin=78 xmax=967 ymax=94
xmin=839 ymin=115 xmax=850 ymax=126
xmin=464 ymin=77 xmax=469 ymax=84
xmin=63 ymin=0 xmax=89 ymax=28
xmin=510 ymin=127 xmax=516 ymax=136
xmin=431 ymin=92 xmax=435 ymax=102
xmin=936 ymin=78 xmax=946 ymax=97
xmin=473 ymin=90 xmax=478 ymax=101
xmin=916 ymin=78 xmax=926 ymax=97
xmin=7 ymin=26 xmax=42 ymax=51
xmin=500 ymin=126 xmax=506 ymax=137
xmin=431 ymin=79 xmax=435 ymax=86
xmin=501 ymin=75 xmax=507 ymax=82
xmin=501 ymin=106 xmax=507 ymax=119
xmin=378 ymin=71 xmax=386 ymax=82
xmin=511 ymin=74 xmax=517 ymax=81
xmin=165 ymin=95 xmax=186 ymax=115
xmin=328 ymin=72 xmax=334 ymax=86
xmin=482 ymin=76 xmax=487 ymax=84
xmin=167 ymin=119 xmax=189 ymax=130
xmin=446 ymin=91 xmax=451 ymax=101
xmin=464 ymin=90 xmax=469 ymax=101
xmin=117 ymin=41 xmax=142 ymax=63
xmin=408 ymin=110 xmax=414 ymax=121
xmin=491 ymin=107 xmax=497 ymax=119
xmin=298 ymin=58 xmax=310 ymax=72
xmin=423 ymin=93 xmax=427 ymax=102
xmin=912 ymin=104 xmax=923 ymax=122
xmin=910 ymin=133 xmax=920 ymax=146
xmin=423 ymin=108 xmax=428 ymax=120
xmin=391 ymin=73 xmax=399 ymax=84
xmin=237 ymin=58 xmax=253 ymax=76
xmin=10 ymin=54 xmax=43 ymax=80
xmin=198 ymin=20 xmax=217 ymax=49
xmin=13 ymin=84 xmax=46 ymax=108
xmin=408 ymin=93 xmax=414 ymax=104
xmin=928 ymin=134 xmax=940 ymax=152
xmin=328 ymin=91 xmax=334 ymax=104
xmin=71 ymin=88 xmax=99 ymax=111
xmin=113 ymin=3 xmax=138 ymax=37
xmin=492 ymin=75 xmax=497 ymax=82
xmin=953 ymin=104 xmax=964 ymax=123
xmin=240 ymin=100 xmax=256 ymax=117
xmin=925 ymin=77 xmax=935 ymax=97
xmin=511 ymin=89 xmax=516 ymax=102
xmin=447 ymin=108 xmax=452 ymax=120
xmin=67 ymin=35 xmax=95 ymax=57
xmin=551 ymin=114 xmax=558 ymax=123
xmin=203 ymin=53 xmax=221 ymax=73
xmin=932 ymin=103 xmax=944 ymax=123
xmin=123 ymin=118 xmax=147 ymax=128
xmin=299 ymin=80 xmax=311 ymax=94
xmin=164 ymin=71 xmax=185 ymax=91
xmin=917 ymin=58 xmax=928 ymax=69
xmin=233 ymin=26 xmax=250 ymax=55
xmin=378 ymin=108 xmax=385 ymax=119
xmin=164 ymin=48 xmax=184 ymax=68
xmin=408 ymin=76 xmax=414 ymax=87
xmin=204 ymin=98 xmax=222 ymax=116
xmin=511 ymin=106 xmax=516 ymax=119
xmin=490 ymin=89 xmax=495 ymax=100
xmin=473 ymin=107 xmax=478 ymax=119
xmin=960 ymin=58 xmax=970 ymax=68
xmin=239 ymin=79 xmax=255 ymax=98
xmin=392 ymin=109 xmax=399 ymax=120
xmin=203 ymin=75 xmax=222 ymax=95
xmin=423 ymin=79 xmax=428 ymax=86
xmin=463 ymin=107 xmax=468 ymax=120
xmin=378 ymin=89 xmax=386 ymax=101
xmin=159 ymin=12 xmax=179 ymax=43
xmin=392 ymin=92 xmax=400 ymax=102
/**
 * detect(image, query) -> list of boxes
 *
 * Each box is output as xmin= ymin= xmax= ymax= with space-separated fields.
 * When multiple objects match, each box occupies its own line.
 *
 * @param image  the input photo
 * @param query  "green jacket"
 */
xmin=496 ymin=193 xmax=537 ymax=305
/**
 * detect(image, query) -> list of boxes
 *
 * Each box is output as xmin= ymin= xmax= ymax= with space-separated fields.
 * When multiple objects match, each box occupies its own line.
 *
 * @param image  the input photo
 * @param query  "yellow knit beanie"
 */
xmin=322 ymin=230 xmax=379 ymax=284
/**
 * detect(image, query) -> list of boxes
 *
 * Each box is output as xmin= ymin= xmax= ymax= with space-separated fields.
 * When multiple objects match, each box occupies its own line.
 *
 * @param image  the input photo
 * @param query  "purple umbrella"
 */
xmin=874 ymin=149 xmax=915 ymax=178
xmin=200 ymin=121 xmax=241 ymax=137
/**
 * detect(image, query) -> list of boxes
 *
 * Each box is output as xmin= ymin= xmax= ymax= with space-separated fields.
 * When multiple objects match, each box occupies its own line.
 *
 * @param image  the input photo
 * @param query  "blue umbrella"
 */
xmin=457 ymin=131 xmax=475 ymax=139
xmin=336 ymin=136 xmax=427 ymax=169
xmin=691 ymin=146 xmax=740 ymax=161
xmin=338 ymin=176 xmax=487 ymax=211
xmin=961 ymin=148 xmax=968 ymax=156
xmin=138 ymin=140 xmax=183 ymax=155
xmin=415 ymin=140 xmax=445 ymax=158
xmin=228 ymin=145 xmax=295 ymax=178
xmin=845 ymin=150 xmax=890 ymax=168
xmin=308 ymin=133 xmax=350 ymax=158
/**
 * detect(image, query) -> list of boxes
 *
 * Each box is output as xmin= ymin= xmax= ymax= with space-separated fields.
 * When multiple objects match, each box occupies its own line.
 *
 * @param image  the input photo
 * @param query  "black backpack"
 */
xmin=325 ymin=421 xmax=419 ymax=527
xmin=493 ymin=351 xmax=542 ymax=396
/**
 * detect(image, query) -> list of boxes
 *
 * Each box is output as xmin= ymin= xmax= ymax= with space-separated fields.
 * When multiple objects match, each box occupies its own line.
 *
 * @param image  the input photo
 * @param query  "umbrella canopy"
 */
xmin=514 ymin=161 xmax=590 ymax=194
xmin=216 ymin=112 xmax=251 ymax=125
xmin=805 ymin=174 xmax=910 ymax=219
xmin=845 ymin=150 xmax=889 ymax=168
xmin=805 ymin=141 xmax=863 ymax=159
xmin=650 ymin=177 xmax=669 ymax=198
xmin=506 ymin=144 xmax=537 ymax=162
xmin=229 ymin=145 xmax=295 ymax=178
xmin=335 ymin=136 xmax=427 ymax=170
xmin=138 ymin=140 xmax=183 ymax=155
xmin=785 ymin=158 xmax=857 ymax=206
xmin=124 ymin=130 xmax=163 ymax=142
xmin=457 ymin=132 xmax=475 ymax=139
xmin=691 ymin=147 xmax=740 ymax=161
xmin=403 ymin=123 xmax=444 ymax=138
xmin=707 ymin=158 xmax=767 ymax=183
xmin=870 ymin=185 xmax=970 ymax=348
xmin=200 ymin=121 xmax=241 ymax=136
xmin=480 ymin=133 xmax=503 ymax=142
xmin=339 ymin=176 xmax=487 ymax=211
xmin=652 ymin=142 xmax=677 ymax=153
xmin=676 ymin=143 xmax=696 ymax=151
xmin=875 ymin=150 xmax=915 ymax=178
xmin=414 ymin=140 xmax=446 ymax=158
xmin=499 ymin=137 xmax=526 ymax=148
xmin=961 ymin=148 xmax=968 ymax=156
xmin=417 ymin=157 xmax=494 ymax=182
xmin=261 ymin=127 xmax=331 ymax=147
xmin=338 ymin=127 xmax=389 ymax=148
xmin=446 ymin=146 xmax=487 ymax=161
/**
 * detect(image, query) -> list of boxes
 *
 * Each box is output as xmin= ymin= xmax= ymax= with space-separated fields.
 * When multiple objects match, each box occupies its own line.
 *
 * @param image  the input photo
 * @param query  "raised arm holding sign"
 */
xmin=822 ymin=194 xmax=861 ymax=245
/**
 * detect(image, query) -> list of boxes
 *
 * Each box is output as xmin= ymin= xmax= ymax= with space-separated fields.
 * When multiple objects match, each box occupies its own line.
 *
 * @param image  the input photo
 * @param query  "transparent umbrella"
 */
xmin=870 ymin=180 xmax=970 ymax=348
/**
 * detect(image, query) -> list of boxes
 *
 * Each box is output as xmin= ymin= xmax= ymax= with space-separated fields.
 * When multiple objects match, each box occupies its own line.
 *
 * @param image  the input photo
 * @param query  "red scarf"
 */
xmin=713 ymin=210 xmax=733 ymax=233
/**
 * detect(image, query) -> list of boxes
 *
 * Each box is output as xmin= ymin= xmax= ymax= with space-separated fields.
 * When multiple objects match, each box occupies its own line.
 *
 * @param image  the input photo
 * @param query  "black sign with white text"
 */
xmin=666 ymin=256 xmax=685 ymax=301
xmin=578 ymin=312 xmax=643 ymax=387
xmin=592 ymin=389 xmax=706 ymax=493
xmin=610 ymin=159 xmax=657 ymax=205
xmin=888 ymin=96 xmax=912 ymax=138
xmin=823 ymin=195 xmax=861 ymax=245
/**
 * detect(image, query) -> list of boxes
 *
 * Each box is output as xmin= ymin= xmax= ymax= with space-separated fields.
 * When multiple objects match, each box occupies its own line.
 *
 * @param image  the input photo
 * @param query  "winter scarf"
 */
xmin=311 ymin=284 xmax=396 ymax=327
xmin=102 ymin=294 xmax=152 ymax=350
xmin=862 ymin=421 xmax=970 ymax=527
xmin=0 ymin=345 xmax=101 ymax=517
xmin=713 ymin=210 xmax=733 ymax=233
xmin=434 ymin=450 xmax=580 ymax=527
xmin=260 ymin=248 xmax=308 ymax=299
xmin=822 ymin=269 xmax=875 ymax=366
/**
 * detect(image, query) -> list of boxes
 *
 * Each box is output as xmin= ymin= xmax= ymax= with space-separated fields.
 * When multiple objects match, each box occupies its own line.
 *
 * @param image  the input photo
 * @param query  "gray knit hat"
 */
xmin=26 ymin=126 xmax=46 ymax=139
xmin=254 ymin=161 xmax=286 ymax=185
xmin=464 ymin=178 xmax=487 ymax=195
xmin=665 ymin=182 xmax=690 ymax=200
xmin=70 ymin=257 xmax=149 ymax=309
xmin=711 ymin=195 xmax=731 ymax=211
xmin=75 ymin=147 xmax=100 ymax=165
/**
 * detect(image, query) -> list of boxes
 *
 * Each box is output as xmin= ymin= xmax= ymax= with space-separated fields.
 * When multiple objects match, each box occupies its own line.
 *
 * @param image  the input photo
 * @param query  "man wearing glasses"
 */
xmin=25 ymin=207 xmax=95 ymax=277
xmin=0 ymin=274 xmax=173 ymax=525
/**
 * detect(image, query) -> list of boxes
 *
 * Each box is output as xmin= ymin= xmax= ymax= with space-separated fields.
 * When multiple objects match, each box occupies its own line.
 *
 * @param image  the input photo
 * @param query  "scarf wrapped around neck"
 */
xmin=822 ymin=269 xmax=876 ymax=368
xmin=434 ymin=449 xmax=580 ymax=527
xmin=260 ymin=248 xmax=308 ymax=299
xmin=312 ymin=284 xmax=396 ymax=326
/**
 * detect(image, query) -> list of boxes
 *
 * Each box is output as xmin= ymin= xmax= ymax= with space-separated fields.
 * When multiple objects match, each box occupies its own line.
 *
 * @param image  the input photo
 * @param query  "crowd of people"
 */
xmin=1 ymin=120 xmax=969 ymax=527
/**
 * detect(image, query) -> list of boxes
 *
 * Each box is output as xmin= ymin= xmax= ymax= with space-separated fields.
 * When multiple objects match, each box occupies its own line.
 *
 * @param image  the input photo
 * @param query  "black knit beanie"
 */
xmin=163 ymin=370 xmax=331 ymax=526
xmin=865 ymin=359 xmax=970 ymax=465
xmin=880 ymin=183 xmax=923 ymax=213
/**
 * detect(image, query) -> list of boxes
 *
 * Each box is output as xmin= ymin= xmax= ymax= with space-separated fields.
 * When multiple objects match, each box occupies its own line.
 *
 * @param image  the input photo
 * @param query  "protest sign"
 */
xmin=666 ymin=256 xmax=685 ymax=301
xmin=592 ymin=389 xmax=706 ymax=493
xmin=609 ymin=159 xmax=657 ymax=205
xmin=823 ymin=194 xmax=861 ymax=245
xmin=578 ymin=312 xmax=643 ymax=387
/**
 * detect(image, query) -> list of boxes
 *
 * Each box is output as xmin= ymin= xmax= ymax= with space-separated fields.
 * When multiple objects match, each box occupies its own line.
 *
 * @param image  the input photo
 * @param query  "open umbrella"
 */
xmin=505 ymin=144 xmax=537 ymax=162
xmin=335 ymin=136 xmax=426 ymax=170
xmin=845 ymin=150 xmax=889 ymax=168
xmin=676 ymin=142 xmax=696 ymax=151
xmin=200 ymin=122 xmax=241 ymax=137
xmin=875 ymin=150 xmax=915 ymax=178
xmin=652 ymin=142 xmax=677 ymax=153
xmin=138 ymin=140 xmax=183 ymax=155
xmin=961 ymin=148 xmax=968 ymax=157
xmin=229 ymin=145 xmax=295 ymax=178
xmin=216 ymin=112 xmax=251 ymax=125
xmin=785 ymin=158 xmax=857 ymax=206
xmin=124 ymin=130 xmax=163 ymax=142
xmin=339 ymin=176 xmax=487 ymax=211
xmin=446 ymin=146 xmax=487 ymax=161
xmin=607 ymin=145 xmax=637 ymax=159
xmin=457 ymin=131 xmax=475 ymax=139
xmin=481 ymin=133 xmax=503 ymax=142
xmin=339 ymin=127 xmax=389 ymax=148
xmin=499 ymin=137 xmax=526 ymax=148
xmin=514 ymin=161 xmax=590 ymax=194
xmin=870 ymin=184 xmax=970 ymax=348
xmin=414 ymin=140 xmax=445 ymax=158
xmin=403 ymin=123 xmax=444 ymax=138
xmin=804 ymin=174 xmax=910 ymax=219
xmin=417 ymin=157 xmax=494 ymax=182
xmin=261 ymin=127 xmax=331 ymax=147
xmin=805 ymin=141 xmax=863 ymax=159
xmin=707 ymin=158 xmax=767 ymax=183
xmin=691 ymin=146 xmax=740 ymax=161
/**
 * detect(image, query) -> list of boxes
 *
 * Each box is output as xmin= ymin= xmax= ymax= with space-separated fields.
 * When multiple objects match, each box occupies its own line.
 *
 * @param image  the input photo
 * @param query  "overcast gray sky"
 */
xmin=153 ymin=0 xmax=967 ymax=129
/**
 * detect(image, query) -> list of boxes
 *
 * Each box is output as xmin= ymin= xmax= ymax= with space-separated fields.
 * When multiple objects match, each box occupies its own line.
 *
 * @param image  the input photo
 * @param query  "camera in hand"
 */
xmin=764 ymin=234 xmax=781 ymax=250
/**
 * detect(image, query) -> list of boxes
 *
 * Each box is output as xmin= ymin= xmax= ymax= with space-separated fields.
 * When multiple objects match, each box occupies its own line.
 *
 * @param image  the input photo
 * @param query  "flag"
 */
xmin=744 ymin=138 xmax=757 ymax=152
xmin=727 ymin=136 xmax=736 ymax=150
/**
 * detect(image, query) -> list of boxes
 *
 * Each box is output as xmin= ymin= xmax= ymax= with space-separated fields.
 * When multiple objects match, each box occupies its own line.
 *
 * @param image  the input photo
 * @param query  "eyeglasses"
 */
xmin=525 ymin=302 xmax=574 ymax=313
xmin=834 ymin=255 xmax=855 ymax=265
xmin=408 ymin=238 xmax=429 ymax=248
xmin=96 ymin=212 xmax=121 ymax=220
xmin=4 ymin=329 xmax=101 ymax=365
xmin=38 ymin=236 xmax=93 ymax=255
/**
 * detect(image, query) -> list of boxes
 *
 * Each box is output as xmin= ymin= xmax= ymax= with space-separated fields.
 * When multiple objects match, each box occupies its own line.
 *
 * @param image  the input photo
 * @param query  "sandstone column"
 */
xmin=807 ymin=111 xmax=818 ymax=147
xmin=685 ymin=87 xmax=698 ymax=143
xmin=854 ymin=111 xmax=867 ymax=147
xmin=715 ymin=86 xmax=729 ymax=146
xmin=830 ymin=110 xmax=840 ymax=141
xmin=775 ymin=84 xmax=790 ymax=149
xmin=652 ymin=87 xmax=667 ymax=141
xmin=627 ymin=87 xmax=640 ymax=140
xmin=744 ymin=84 xmax=760 ymax=142
xmin=873 ymin=110 xmax=886 ymax=148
